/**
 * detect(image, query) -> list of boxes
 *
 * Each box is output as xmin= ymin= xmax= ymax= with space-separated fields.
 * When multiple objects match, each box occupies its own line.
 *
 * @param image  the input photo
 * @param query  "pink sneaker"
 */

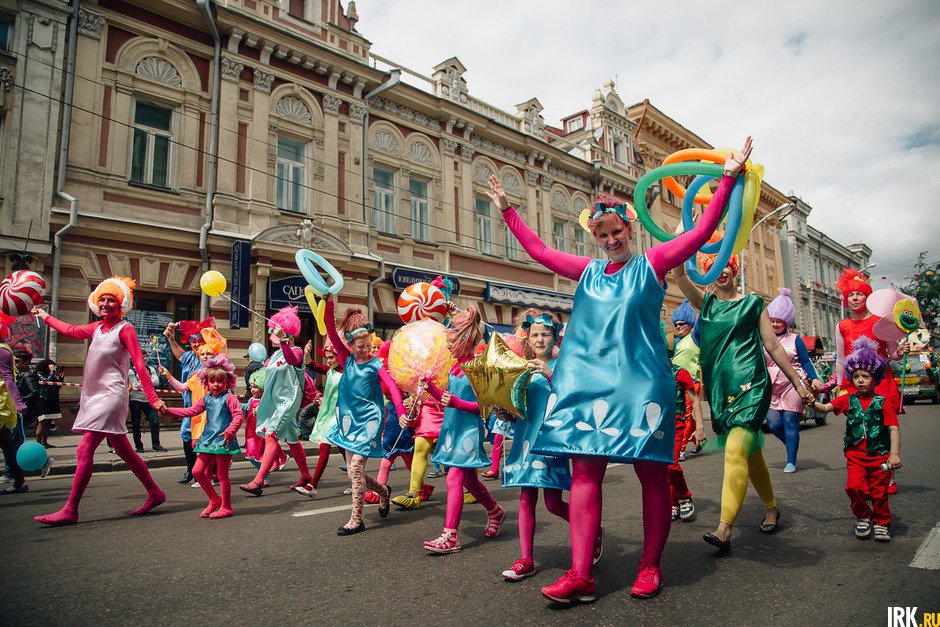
xmin=485 ymin=505 xmax=506 ymax=537
xmin=502 ymin=559 xmax=536 ymax=581
xmin=424 ymin=530 xmax=461 ymax=554
xmin=593 ymin=525 xmax=605 ymax=564
xmin=541 ymin=569 xmax=596 ymax=604
xmin=630 ymin=561 xmax=662 ymax=599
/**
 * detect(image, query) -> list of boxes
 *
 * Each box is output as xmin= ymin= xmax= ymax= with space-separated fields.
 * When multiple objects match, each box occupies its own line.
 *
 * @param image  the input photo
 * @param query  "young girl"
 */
xmin=366 ymin=341 xmax=414 ymax=503
xmin=813 ymin=338 xmax=900 ymax=542
xmin=325 ymin=301 xmax=407 ymax=535
xmin=160 ymin=355 xmax=243 ymax=519
xmin=422 ymin=306 xmax=506 ymax=554
xmin=673 ymin=253 xmax=813 ymax=554
xmin=500 ymin=312 xmax=573 ymax=580
xmin=298 ymin=339 xmax=344 ymax=497
xmin=241 ymin=370 xmax=285 ymax=487
xmin=0 ymin=311 xmax=27 ymax=494
xmin=391 ymin=387 xmax=444 ymax=510
xmin=32 ymin=277 xmax=167 ymax=525
xmin=239 ymin=307 xmax=314 ymax=496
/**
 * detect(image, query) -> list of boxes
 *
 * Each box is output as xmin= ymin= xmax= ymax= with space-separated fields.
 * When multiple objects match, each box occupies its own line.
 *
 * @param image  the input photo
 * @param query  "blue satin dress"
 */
xmin=530 ymin=256 xmax=676 ymax=464
xmin=502 ymin=359 xmax=571 ymax=490
xmin=193 ymin=392 xmax=241 ymax=455
xmin=431 ymin=372 xmax=488 ymax=469
xmin=328 ymin=355 xmax=385 ymax=458
xmin=255 ymin=348 xmax=304 ymax=444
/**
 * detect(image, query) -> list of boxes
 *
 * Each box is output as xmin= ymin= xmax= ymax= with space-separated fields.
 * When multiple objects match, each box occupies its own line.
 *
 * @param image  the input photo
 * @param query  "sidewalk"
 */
xmin=35 ymin=429 xmax=326 ymax=476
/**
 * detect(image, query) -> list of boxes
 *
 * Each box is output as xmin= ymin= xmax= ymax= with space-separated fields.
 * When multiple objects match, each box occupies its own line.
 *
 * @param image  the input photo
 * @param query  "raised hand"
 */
xmin=723 ymin=136 xmax=753 ymax=177
xmin=484 ymin=174 xmax=510 ymax=211
xmin=31 ymin=306 xmax=48 ymax=320
xmin=158 ymin=365 xmax=170 ymax=377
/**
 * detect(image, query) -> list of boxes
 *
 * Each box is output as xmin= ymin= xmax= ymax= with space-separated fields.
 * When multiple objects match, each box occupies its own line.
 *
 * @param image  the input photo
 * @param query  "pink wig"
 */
xmin=446 ymin=306 xmax=483 ymax=358
xmin=268 ymin=305 xmax=301 ymax=338
xmin=197 ymin=354 xmax=237 ymax=391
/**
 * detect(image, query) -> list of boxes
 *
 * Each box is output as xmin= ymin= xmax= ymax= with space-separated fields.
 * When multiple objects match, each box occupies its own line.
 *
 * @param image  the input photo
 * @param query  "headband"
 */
xmin=521 ymin=313 xmax=563 ymax=337
xmin=578 ymin=201 xmax=638 ymax=233
xmin=345 ymin=323 xmax=374 ymax=343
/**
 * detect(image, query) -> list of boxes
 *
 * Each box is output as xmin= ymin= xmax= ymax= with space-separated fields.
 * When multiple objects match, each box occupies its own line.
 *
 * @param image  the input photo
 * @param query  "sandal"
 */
xmin=424 ymin=531 xmax=461 ymax=554
xmin=485 ymin=505 xmax=506 ymax=537
xmin=239 ymin=481 xmax=264 ymax=496
xmin=0 ymin=484 xmax=28 ymax=494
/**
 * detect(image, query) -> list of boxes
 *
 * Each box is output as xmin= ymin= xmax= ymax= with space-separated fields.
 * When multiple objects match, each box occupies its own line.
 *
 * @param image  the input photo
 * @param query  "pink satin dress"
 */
xmin=72 ymin=321 xmax=132 ymax=434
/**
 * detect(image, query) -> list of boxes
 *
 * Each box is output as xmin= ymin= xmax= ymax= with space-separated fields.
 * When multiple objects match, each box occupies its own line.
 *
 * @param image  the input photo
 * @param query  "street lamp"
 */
xmin=740 ymin=203 xmax=794 ymax=295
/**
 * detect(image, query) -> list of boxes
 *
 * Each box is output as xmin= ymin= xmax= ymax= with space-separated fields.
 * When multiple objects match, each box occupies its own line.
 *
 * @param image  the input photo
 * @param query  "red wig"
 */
xmin=835 ymin=267 xmax=872 ymax=305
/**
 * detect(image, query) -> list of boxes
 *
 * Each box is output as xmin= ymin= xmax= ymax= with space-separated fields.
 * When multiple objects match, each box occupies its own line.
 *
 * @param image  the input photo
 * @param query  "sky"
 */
xmin=356 ymin=0 xmax=940 ymax=288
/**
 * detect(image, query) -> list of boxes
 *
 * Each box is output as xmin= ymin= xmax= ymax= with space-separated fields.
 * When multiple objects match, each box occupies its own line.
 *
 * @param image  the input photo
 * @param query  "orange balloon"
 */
xmin=662 ymin=149 xmax=729 ymax=204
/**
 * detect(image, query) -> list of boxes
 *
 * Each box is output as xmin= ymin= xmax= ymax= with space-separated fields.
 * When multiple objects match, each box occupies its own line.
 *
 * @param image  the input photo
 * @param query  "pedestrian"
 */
xmin=159 ymin=355 xmax=243 ymax=519
xmin=32 ymin=277 xmax=167 ymax=526
xmin=763 ymin=288 xmax=822 ymax=473
xmin=422 ymin=305 xmax=506 ymax=553
xmin=500 ymin=312 xmax=574 ymax=581
xmin=0 ymin=312 xmax=28 ymax=493
xmin=128 ymin=363 xmax=167 ymax=453
xmin=34 ymin=358 xmax=64 ymax=448
xmin=323 ymin=301 xmax=406 ymax=535
xmin=668 ymin=364 xmax=704 ymax=522
xmin=812 ymin=338 xmax=900 ymax=542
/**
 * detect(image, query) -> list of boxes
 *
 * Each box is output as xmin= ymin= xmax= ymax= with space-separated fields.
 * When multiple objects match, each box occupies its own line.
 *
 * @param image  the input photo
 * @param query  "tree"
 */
xmin=895 ymin=252 xmax=940 ymax=340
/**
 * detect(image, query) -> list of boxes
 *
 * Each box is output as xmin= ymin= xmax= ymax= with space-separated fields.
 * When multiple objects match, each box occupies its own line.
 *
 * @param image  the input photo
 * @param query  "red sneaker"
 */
xmin=541 ymin=569 xmax=596 ymax=604
xmin=630 ymin=561 xmax=662 ymax=599
xmin=364 ymin=491 xmax=379 ymax=504
xmin=887 ymin=482 xmax=898 ymax=495
xmin=418 ymin=483 xmax=435 ymax=501
xmin=502 ymin=559 xmax=536 ymax=581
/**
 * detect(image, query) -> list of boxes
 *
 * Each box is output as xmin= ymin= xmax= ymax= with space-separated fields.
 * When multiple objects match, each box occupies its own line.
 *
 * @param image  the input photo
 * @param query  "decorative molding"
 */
xmin=442 ymin=138 xmax=458 ymax=158
xmin=540 ymin=175 xmax=553 ymax=191
xmin=348 ymin=104 xmax=367 ymax=124
xmin=460 ymin=143 xmax=475 ymax=163
xmin=547 ymin=164 xmax=590 ymax=188
xmin=408 ymin=142 xmax=433 ymax=167
xmin=314 ymin=137 xmax=325 ymax=149
xmin=501 ymin=172 xmax=521 ymax=196
xmin=473 ymin=163 xmax=494 ymax=184
xmin=372 ymin=130 xmax=400 ymax=155
xmin=573 ymin=196 xmax=589 ymax=214
xmin=28 ymin=15 xmax=57 ymax=52
xmin=253 ymin=69 xmax=275 ymax=93
xmin=135 ymin=57 xmax=182 ymax=87
xmin=221 ymin=56 xmax=244 ymax=83
xmin=77 ymin=7 xmax=105 ymax=39
xmin=469 ymin=134 xmax=525 ymax=164
xmin=274 ymin=96 xmax=311 ymax=123
xmin=371 ymin=97 xmax=441 ymax=131
xmin=255 ymin=220 xmax=352 ymax=255
xmin=323 ymin=94 xmax=342 ymax=116
xmin=0 ymin=68 xmax=13 ymax=93
xmin=551 ymin=190 xmax=570 ymax=211
xmin=525 ymin=168 xmax=539 ymax=186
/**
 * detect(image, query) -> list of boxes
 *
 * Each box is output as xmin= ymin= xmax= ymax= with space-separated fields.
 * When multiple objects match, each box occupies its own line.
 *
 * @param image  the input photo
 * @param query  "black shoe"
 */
xmin=759 ymin=508 xmax=780 ymax=534
xmin=178 ymin=472 xmax=194 ymax=484
xmin=135 ymin=445 xmax=145 ymax=454
xmin=379 ymin=485 xmax=390 ymax=519
xmin=337 ymin=522 xmax=365 ymax=536
xmin=703 ymin=532 xmax=731 ymax=553
xmin=153 ymin=445 xmax=167 ymax=452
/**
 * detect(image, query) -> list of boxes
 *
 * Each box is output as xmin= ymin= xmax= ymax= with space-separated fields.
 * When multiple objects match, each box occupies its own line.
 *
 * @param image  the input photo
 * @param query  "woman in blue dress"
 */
xmin=489 ymin=137 xmax=753 ymax=603
xmin=422 ymin=306 xmax=506 ymax=554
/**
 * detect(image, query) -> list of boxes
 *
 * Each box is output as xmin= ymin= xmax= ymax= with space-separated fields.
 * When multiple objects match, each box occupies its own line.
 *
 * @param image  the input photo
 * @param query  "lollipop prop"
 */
xmin=149 ymin=334 xmax=162 ymax=368
xmin=199 ymin=270 xmax=272 ymax=324
xmin=397 ymin=282 xmax=449 ymax=324
xmin=869 ymin=289 xmax=925 ymax=392
xmin=388 ymin=319 xmax=454 ymax=398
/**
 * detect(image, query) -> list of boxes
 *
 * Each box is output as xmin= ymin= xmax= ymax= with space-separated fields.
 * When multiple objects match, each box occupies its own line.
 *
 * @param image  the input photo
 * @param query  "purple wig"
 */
xmin=767 ymin=288 xmax=796 ymax=328
xmin=268 ymin=305 xmax=301 ymax=338
xmin=844 ymin=337 xmax=887 ymax=383
xmin=197 ymin=354 xmax=238 ymax=391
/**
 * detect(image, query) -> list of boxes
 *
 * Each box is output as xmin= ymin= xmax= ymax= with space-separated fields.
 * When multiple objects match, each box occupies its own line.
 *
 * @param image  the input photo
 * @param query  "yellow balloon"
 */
xmin=732 ymin=168 xmax=763 ymax=254
xmin=303 ymin=286 xmax=328 ymax=336
xmin=460 ymin=332 xmax=533 ymax=421
xmin=199 ymin=270 xmax=227 ymax=297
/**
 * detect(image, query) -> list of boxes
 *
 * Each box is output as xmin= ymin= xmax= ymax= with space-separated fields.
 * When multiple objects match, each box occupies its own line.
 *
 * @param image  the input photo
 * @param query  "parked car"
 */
xmin=895 ymin=355 xmax=939 ymax=405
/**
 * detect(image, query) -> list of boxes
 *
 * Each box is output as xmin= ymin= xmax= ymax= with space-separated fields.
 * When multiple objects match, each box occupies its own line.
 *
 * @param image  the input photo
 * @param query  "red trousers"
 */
xmin=678 ymin=384 xmax=698 ymax=451
xmin=844 ymin=442 xmax=891 ymax=525
xmin=668 ymin=416 xmax=692 ymax=505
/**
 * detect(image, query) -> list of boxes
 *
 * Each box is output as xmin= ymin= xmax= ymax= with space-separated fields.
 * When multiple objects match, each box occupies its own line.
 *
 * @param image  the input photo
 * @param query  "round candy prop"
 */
xmin=387 ymin=319 xmax=454 ymax=397
xmin=397 ymin=282 xmax=449 ymax=324
xmin=0 ymin=270 xmax=46 ymax=316
xmin=16 ymin=441 xmax=48 ymax=472
xmin=199 ymin=270 xmax=227 ymax=297
xmin=295 ymin=249 xmax=344 ymax=296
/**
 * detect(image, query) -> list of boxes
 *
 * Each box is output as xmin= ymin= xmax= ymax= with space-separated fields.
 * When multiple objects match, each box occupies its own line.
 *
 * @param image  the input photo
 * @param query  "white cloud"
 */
xmin=356 ymin=0 xmax=940 ymax=285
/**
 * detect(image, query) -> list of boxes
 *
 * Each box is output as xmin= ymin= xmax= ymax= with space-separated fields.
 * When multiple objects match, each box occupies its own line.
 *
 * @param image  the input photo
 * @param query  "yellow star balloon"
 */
xmin=460 ymin=332 xmax=533 ymax=421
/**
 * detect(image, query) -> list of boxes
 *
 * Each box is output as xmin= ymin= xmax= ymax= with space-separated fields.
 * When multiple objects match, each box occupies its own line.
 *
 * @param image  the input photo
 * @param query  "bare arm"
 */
xmin=690 ymin=393 xmax=705 ymax=444
xmin=164 ymin=323 xmax=185 ymax=360
xmin=671 ymin=262 xmax=706 ymax=310
xmin=887 ymin=426 xmax=901 ymax=469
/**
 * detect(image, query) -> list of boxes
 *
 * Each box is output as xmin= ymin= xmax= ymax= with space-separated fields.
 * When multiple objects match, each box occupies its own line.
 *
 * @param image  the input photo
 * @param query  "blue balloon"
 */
xmin=681 ymin=174 xmax=745 ymax=285
xmin=16 ymin=441 xmax=48 ymax=472
xmin=247 ymin=342 xmax=267 ymax=363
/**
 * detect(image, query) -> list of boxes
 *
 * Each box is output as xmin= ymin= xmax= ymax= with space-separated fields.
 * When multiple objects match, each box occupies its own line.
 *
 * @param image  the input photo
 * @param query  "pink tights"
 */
xmin=35 ymin=431 xmax=165 ymax=526
xmin=251 ymin=433 xmax=311 ymax=485
xmin=193 ymin=453 xmax=233 ymax=518
xmin=377 ymin=453 xmax=413 ymax=486
xmin=569 ymin=456 xmax=671 ymax=579
xmin=444 ymin=467 xmax=498 ymax=530
xmin=489 ymin=434 xmax=504 ymax=473
xmin=518 ymin=487 xmax=569 ymax=563
xmin=344 ymin=454 xmax=387 ymax=529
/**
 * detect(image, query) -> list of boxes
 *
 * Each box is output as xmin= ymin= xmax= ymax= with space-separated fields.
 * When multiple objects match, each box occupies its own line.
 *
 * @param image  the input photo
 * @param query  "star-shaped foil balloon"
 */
xmin=461 ymin=332 xmax=533 ymax=421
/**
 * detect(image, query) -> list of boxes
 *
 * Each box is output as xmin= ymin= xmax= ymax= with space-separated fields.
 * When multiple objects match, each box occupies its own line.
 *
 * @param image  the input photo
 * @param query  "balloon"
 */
xmin=16 ymin=441 xmax=48 ymax=472
xmin=661 ymin=148 xmax=729 ymax=203
xmin=295 ymin=249 xmax=344 ymax=296
xmin=388 ymin=319 xmax=454 ymax=397
xmin=247 ymin=342 xmax=267 ymax=362
xmin=397 ymin=282 xmax=449 ymax=324
xmin=633 ymin=162 xmax=726 ymax=243
xmin=0 ymin=270 xmax=46 ymax=316
xmin=199 ymin=270 xmax=226 ymax=297
xmin=681 ymin=174 xmax=745 ymax=284
xmin=460 ymin=332 xmax=533 ymax=422
xmin=304 ymin=286 xmax=327 ymax=336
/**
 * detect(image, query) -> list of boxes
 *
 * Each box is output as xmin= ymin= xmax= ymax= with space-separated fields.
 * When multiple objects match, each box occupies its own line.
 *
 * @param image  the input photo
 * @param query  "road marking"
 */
xmin=292 ymin=503 xmax=377 ymax=517
xmin=910 ymin=524 xmax=940 ymax=570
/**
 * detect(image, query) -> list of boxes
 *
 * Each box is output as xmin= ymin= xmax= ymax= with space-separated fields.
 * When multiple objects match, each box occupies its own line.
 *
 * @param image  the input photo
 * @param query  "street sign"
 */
xmin=230 ymin=240 xmax=251 ymax=329
xmin=389 ymin=267 xmax=461 ymax=294
xmin=268 ymin=275 xmax=311 ymax=313
xmin=125 ymin=309 xmax=173 ymax=374
xmin=484 ymin=282 xmax=573 ymax=312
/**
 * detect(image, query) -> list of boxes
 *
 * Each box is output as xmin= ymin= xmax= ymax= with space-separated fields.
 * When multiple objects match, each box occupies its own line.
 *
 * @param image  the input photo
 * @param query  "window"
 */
xmin=505 ymin=224 xmax=521 ymax=261
xmin=409 ymin=178 xmax=430 ymax=242
xmin=565 ymin=116 xmax=584 ymax=133
xmin=276 ymin=136 xmax=306 ymax=213
xmin=553 ymin=219 xmax=567 ymax=252
xmin=372 ymin=167 xmax=396 ymax=234
xmin=612 ymin=139 xmax=627 ymax=164
xmin=574 ymin=228 xmax=586 ymax=256
xmin=475 ymin=197 xmax=493 ymax=255
xmin=131 ymin=101 xmax=173 ymax=188
xmin=0 ymin=22 xmax=9 ymax=52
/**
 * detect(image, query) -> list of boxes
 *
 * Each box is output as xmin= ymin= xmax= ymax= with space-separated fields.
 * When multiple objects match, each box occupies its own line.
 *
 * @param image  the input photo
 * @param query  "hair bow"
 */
xmin=345 ymin=323 xmax=374 ymax=343
xmin=521 ymin=313 xmax=563 ymax=337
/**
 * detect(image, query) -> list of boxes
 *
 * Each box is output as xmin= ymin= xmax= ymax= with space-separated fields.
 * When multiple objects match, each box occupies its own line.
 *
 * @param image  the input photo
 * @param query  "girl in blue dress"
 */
xmin=500 ymin=312 xmax=575 ymax=581
xmin=490 ymin=137 xmax=753 ymax=603
xmin=422 ymin=306 xmax=506 ymax=554
xmin=324 ymin=302 xmax=406 ymax=536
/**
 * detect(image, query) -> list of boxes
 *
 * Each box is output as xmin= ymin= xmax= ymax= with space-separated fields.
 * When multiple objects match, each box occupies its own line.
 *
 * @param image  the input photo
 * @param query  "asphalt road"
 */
xmin=1 ymin=405 xmax=938 ymax=626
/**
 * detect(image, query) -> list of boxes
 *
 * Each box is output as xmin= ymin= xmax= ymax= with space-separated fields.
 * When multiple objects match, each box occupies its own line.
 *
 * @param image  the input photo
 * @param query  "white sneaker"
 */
xmin=678 ymin=497 xmax=696 ymax=521
xmin=293 ymin=483 xmax=317 ymax=498
xmin=343 ymin=488 xmax=352 ymax=495
xmin=191 ymin=481 xmax=201 ymax=488
xmin=0 ymin=474 xmax=12 ymax=484
xmin=40 ymin=457 xmax=54 ymax=478
xmin=671 ymin=505 xmax=679 ymax=521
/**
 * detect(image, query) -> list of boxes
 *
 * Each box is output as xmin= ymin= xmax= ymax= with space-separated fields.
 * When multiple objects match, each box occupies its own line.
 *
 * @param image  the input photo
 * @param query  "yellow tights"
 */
xmin=408 ymin=437 xmax=436 ymax=494
xmin=720 ymin=427 xmax=777 ymax=525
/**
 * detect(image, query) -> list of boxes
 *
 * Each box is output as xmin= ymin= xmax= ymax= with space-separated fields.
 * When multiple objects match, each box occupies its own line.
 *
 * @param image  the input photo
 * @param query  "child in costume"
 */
xmin=32 ymin=278 xmax=167 ymax=525
xmin=391 ymin=389 xmax=443 ymax=509
xmin=325 ymin=301 xmax=406 ymax=535
xmin=500 ymin=312 xmax=574 ymax=581
xmin=763 ymin=288 xmax=822 ymax=473
xmin=671 ymin=299 xmax=702 ymax=459
xmin=813 ymin=338 xmax=900 ymax=542
xmin=0 ymin=312 xmax=27 ymax=494
xmin=366 ymin=341 xmax=414 ymax=504
xmin=241 ymin=370 xmax=285 ymax=487
xmin=669 ymin=364 xmax=704 ymax=522
xmin=160 ymin=355 xmax=243 ymax=519
xmin=239 ymin=306 xmax=314 ymax=496
xmin=490 ymin=139 xmax=753 ymax=603
xmin=674 ymin=251 xmax=814 ymax=555
xmin=300 ymin=339 xmax=345 ymax=497
xmin=422 ymin=306 xmax=506 ymax=554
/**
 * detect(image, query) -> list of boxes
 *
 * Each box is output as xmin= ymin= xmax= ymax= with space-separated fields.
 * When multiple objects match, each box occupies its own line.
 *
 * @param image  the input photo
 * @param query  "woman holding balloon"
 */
xmin=489 ymin=138 xmax=751 ymax=604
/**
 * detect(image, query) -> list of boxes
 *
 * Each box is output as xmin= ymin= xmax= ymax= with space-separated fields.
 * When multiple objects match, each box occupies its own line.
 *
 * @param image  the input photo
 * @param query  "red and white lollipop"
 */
xmin=0 ymin=270 xmax=46 ymax=316
xmin=397 ymin=282 xmax=448 ymax=324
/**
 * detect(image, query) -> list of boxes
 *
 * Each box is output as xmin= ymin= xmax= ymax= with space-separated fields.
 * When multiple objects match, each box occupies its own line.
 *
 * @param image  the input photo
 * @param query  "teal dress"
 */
xmin=531 ymin=256 xmax=675 ymax=464
xmin=502 ymin=359 xmax=571 ymax=490
xmin=328 ymin=355 xmax=385 ymax=458
xmin=255 ymin=348 xmax=304 ymax=444
xmin=431 ymin=372 xmax=488 ymax=469
xmin=310 ymin=368 xmax=342 ymax=445
xmin=193 ymin=392 xmax=241 ymax=455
